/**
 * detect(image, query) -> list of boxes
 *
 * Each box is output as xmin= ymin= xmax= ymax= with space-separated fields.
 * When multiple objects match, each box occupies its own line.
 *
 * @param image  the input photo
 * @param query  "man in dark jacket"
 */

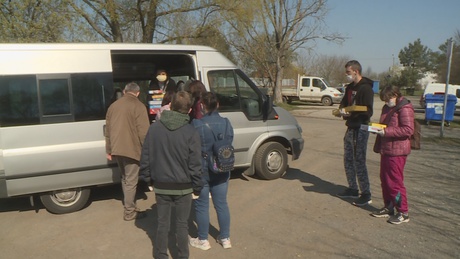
xmin=336 ymin=60 xmax=374 ymax=207
xmin=139 ymin=91 xmax=203 ymax=259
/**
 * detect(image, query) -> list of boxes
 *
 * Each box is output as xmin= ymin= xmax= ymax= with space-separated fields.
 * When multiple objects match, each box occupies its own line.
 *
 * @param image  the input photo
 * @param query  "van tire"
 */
xmin=322 ymin=96 xmax=333 ymax=106
xmin=254 ymin=142 xmax=288 ymax=180
xmin=40 ymin=188 xmax=90 ymax=214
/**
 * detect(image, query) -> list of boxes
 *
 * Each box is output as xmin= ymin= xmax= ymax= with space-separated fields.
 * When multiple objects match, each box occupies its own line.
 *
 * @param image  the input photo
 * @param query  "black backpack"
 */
xmin=204 ymin=120 xmax=235 ymax=173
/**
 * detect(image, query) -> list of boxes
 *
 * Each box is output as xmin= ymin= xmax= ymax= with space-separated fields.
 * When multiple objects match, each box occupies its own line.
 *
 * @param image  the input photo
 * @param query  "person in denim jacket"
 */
xmin=190 ymin=92 xmax=234 ymax=250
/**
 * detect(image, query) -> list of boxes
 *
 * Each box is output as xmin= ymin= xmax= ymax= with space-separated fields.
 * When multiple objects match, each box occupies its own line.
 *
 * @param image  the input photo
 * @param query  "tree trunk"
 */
xmin=274 ymin=56 xmax=284 ymax=104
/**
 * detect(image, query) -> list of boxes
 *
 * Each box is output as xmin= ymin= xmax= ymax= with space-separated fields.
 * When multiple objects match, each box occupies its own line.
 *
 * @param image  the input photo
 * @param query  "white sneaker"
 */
xmin=189 ymin=237 xmax=211 ymax=250
xmin=218 ymin=237 xmax=232 ymax=249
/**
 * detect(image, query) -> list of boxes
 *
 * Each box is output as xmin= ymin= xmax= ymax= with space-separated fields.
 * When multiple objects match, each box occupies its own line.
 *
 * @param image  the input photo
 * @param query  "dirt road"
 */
xmin=0 ymin=97 xmax=459 ymax=258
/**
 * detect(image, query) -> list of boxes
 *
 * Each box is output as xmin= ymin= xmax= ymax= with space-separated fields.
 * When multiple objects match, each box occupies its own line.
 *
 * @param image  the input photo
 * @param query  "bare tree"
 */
xmin=300 ymin=54 xmax=351 ymax=86
xmin=66 ymin=0 xmax=223 ymax=43
xmin=222 ymin=0 xmax=343 ymax=103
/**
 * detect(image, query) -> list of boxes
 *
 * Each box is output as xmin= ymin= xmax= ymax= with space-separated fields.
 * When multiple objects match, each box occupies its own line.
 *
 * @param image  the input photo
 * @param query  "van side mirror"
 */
xmin=456 ymin=89 xmax=460 ymax=98
xmin=263 ymin=95 xmax=277 ymax=121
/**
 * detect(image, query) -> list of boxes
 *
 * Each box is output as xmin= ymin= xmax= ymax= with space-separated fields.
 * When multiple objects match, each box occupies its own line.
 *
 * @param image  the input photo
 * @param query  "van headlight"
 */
xmin=296 ymin=124 xmax=303 ymax=134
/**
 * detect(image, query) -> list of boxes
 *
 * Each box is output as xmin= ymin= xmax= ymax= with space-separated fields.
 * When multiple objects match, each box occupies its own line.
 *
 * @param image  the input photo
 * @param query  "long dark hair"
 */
xmin=201 ymin=92 xmax=218 ymax=112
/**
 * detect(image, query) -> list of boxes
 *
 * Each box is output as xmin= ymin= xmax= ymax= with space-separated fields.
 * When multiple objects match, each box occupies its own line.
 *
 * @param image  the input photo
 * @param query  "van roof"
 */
xmin=0 ymin=43 xmax=217 ymax=52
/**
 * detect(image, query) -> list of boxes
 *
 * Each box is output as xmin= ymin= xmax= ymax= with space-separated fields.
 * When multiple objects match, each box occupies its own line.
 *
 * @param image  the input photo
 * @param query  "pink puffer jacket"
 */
xmin=378 ymin=98 xmax=415 ymax=156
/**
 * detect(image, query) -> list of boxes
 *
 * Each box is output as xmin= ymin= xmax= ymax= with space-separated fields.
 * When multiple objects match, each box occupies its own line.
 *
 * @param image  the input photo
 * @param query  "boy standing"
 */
xmin=140 ymin=91 xmax=203 ymax=259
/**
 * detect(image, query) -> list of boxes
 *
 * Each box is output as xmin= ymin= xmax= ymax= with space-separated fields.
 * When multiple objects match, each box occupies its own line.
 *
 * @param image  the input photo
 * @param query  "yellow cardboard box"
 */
xmin=344 ymin=105 xmax=367 ymax=112
xmin=361 ymin=123 xmax=387 ymax=133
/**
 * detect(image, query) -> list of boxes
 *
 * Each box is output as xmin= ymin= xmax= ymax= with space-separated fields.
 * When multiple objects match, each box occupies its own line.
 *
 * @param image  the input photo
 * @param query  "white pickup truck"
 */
xmin=281 ymin=75 xmax=343 ymax=106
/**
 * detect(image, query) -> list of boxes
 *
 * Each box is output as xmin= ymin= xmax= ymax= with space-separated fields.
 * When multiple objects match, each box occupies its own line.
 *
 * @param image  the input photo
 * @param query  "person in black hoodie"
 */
xmin=336 ymin=60 xmax=374 ymax=207
xmin=139 ymin=91 xmax=203 ymax=259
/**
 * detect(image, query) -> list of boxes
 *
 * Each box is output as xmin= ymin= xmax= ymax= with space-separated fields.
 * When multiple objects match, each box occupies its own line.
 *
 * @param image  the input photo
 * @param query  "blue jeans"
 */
xmin=194 ymin=176 xmax=230 ymax=240
xmin=155 ymin=194 xmax=192 ymax=259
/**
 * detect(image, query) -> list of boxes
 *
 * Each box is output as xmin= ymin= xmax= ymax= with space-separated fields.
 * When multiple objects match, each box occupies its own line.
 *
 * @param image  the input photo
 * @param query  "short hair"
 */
xmin=171 ymin=91 xmax=192 ymax=114
xmin=188 ymin=80 xmax=207 ymax=98
xmin=201 ymin=92 xmax=218 ymax=112
xmin=124 ymin=82 xmax=140 ymax=93
xmin=380 ymin=85 xmax=402 ymax=102
xmin=345 ymin=60 xmax=362 ymax=74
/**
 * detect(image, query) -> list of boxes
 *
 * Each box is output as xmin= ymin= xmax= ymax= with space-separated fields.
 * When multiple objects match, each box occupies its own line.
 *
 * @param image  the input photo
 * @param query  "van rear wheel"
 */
xmin=254 ymin=142 xmax=288 ymax=180
xmin=40 ymin=188 xmax=90 ymax=214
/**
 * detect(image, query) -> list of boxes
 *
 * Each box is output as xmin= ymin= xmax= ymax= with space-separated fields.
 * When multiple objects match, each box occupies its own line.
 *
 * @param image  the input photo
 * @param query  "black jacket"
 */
xmin=340 ymin=77 xmax=374 ymax=129
xmin=139 ymin=110 xmax=203 ymax=195
xmin=149 ymin=78 xmax=177 ymax=93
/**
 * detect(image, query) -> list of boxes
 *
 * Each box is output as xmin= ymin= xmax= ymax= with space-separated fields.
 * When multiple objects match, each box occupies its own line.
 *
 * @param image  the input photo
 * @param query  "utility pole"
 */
xmin=440 ymin=38 xmax=454 ymax=137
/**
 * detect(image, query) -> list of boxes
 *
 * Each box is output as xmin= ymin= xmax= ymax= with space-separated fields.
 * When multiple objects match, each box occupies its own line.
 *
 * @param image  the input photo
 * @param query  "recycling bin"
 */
xmin=425 ymin=93 xmax=457 ymax=124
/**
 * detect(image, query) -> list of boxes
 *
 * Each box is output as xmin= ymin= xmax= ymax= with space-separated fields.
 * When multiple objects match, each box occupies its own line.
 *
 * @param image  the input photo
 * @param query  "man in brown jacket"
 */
xmin=105 ymin=82 xmax=150 ymax=221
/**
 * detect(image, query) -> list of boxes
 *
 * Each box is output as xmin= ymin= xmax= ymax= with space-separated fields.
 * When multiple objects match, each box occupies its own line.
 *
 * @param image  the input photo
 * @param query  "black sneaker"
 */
xmin=387 ymin=212 xmax=410 ymax=224
xmin=353 ymin=194 xmax=372 ymax=207
xmin=337 ymin=188 xmax=359 ymax=198
xmin=370 ymin=207 xmax=394 ymax=218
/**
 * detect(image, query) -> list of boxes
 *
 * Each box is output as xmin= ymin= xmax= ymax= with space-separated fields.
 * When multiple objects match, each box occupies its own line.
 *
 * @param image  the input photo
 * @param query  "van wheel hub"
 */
xmin=266 ymin=151 xmax=282 ymax=172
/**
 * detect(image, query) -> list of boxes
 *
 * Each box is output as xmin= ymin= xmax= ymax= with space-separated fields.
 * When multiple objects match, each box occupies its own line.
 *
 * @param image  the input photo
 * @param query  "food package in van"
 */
xmin=361 ymin=123 xmax=387 ymax=133
xmin=149 ymin=90 xmax=164 ymax=115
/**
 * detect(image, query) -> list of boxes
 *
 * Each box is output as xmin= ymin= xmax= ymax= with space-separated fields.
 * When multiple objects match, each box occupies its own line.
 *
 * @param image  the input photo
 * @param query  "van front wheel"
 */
xmin=322 ymin=96 xmax=333 ymax=106
xmin=255 ymin=142 xmax=288 ymax=180
xmin=40 ymin=188 xmax=90 ymax=214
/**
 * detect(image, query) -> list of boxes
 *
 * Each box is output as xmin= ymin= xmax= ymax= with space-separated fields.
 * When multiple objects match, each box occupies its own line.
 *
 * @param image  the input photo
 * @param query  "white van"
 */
xmin=420 ymin=83 xmax=460 ymax=108
xmin=0 ymin=43 xmax=304 ymax=214
xmin=281 ymin=75 xmax=343 ymax=106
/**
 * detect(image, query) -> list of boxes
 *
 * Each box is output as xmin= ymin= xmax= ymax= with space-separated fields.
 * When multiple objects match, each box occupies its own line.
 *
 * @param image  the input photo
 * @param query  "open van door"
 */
xmin=201 ymin=68 xmax=294 ymax=179
xmin=201 ymin=68 xmax=269 ymax=167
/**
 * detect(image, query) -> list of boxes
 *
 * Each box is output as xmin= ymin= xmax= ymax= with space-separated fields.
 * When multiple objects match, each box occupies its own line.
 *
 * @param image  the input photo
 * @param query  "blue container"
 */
xmin=372 ymin=80 xmax=380 ymax=94
xmin=425 ymin=94 xmax=457 ymax=122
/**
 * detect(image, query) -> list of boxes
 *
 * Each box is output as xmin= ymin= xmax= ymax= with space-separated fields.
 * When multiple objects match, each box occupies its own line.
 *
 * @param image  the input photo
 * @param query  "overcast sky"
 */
xmin=313 ymin=0 xmax=460 ymax=74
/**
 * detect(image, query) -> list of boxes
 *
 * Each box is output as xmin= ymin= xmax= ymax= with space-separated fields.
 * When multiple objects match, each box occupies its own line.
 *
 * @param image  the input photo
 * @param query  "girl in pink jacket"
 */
xmin=371 ymin=85 xmax=414 ymax=224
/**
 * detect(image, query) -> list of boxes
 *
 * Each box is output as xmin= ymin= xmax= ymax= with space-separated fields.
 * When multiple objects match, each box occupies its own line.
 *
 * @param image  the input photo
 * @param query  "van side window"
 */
xmin=301 ymin=78 xmax=310 ymax=87
xmin=207 ymin=70 xmax=263 ymax=118
xmin=72 ymin=73 xmax=113 ymax=121
xmin=0 ymin=76 xmax=39 ymax=127
xmin=40 ymin=78 xmax=72 ymax=116
xmin=313 ymin=79 xmax=323 ymax=88
xmin=0 ymin=73 xmax=112 ymax=127
xmin=208 ymin=70 xmax=240 ymax=111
